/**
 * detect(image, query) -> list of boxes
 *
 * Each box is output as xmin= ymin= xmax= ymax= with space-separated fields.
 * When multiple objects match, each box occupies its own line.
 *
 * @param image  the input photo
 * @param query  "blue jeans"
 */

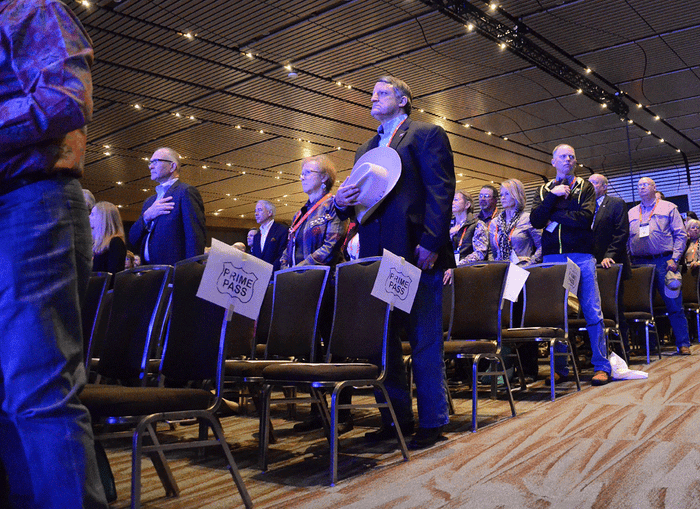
xmin=0 ymin=177 xmax=108 ymax=508
xmin=631 ymin=255 xmax=690 ymax=349
xmin=544 ymin=254 xmax=611 ymax=375
xmin=375 ymin=269 xmax=449 ymax=429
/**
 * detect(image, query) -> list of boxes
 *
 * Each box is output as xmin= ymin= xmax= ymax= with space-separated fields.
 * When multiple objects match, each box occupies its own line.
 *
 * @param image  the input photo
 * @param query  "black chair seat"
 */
xmin=225 ymin=359 xmax=292 ymax=378
xmin=263 ymin=362 xmax=378 ymax=382
xmin=569 ymin=318 xmax=617 ymax=329
xmin=502 ymin=327 xmax=564 ymax=339
xmin=81 ymin=384 xmax=213 ymax=418
xmin=443 ymin=340 xmax=497 ymax=355
xmin=626 ymin=311 xmax=653 ymax=320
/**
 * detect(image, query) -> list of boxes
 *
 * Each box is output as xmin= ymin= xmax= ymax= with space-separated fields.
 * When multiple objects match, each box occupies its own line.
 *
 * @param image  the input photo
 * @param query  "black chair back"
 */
xmin=82 ymin=272 xmax=111 ymax=365
xmin=328 ymin=257 xmax=390 ymax=362
xmin=442 ymin=280 xmax=454 ymax=341
xmin=159 ymin=256 xmax=227 ymax=382
xmin=452 ymin=263 xmax=508 ymax=342
xmin=597 ymin=264 xmax=622 ymax=323
xmin=265 ymin=265 xmax=330 ymax=360
xmin=623 ymin=265 xmax=656 ymax=315
xmin=521 ymin=263 xmax=569 ymax=330
xmin=97 ymin=265 xmax=173 ymax=382
xmin=682 ymin=270 xmax=699 ymax=305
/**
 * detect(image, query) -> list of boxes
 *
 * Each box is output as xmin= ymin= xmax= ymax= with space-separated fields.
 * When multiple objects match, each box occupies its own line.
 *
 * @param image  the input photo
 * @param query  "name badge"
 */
xmin=454 ymin=252 xmax=461 ymax=265
xmin=546 ymin=221 xmax=558 ymax=233
xmin=639 ymin=224 xmax=650 ymax=238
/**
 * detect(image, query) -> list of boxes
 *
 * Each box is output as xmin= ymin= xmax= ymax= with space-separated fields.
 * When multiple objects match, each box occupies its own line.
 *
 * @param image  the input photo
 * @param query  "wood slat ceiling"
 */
xmin=74 ymin=0 xmax=700 ymax=226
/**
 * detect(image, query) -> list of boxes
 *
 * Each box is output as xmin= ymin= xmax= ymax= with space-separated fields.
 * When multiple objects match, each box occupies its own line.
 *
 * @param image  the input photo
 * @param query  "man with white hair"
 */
xmin=251 ymin=200 xmax=288 ymax=271
xmin=628 ymin=177 xmax=690 ymax=355
xmin=129 ymin=147 xmax=206 ymax=265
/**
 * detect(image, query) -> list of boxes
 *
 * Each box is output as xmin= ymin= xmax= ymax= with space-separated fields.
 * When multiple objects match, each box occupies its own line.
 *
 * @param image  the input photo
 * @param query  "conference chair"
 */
xmin=624 ymin=265 xmax=661 ymax=364
xmin=92 ymin=265 xmax=173 ymax=385
xmin=82 ymin=271 xmax=112 ymax=368
xmin=80 ymin=255 xmax=253 ymax=509
xmin=443 ymin=262 xmax=516 ymax=431
xmin=568 ymin=264 xmax=626 ymax=363
xmin=224 ymin=265 xmax=330 ymax=427
xmin=259 ymin=257 xmax=409 ymax=485
xmin=502 ymin=263 xmax=581 ymax=401
xmin=681 ymin=269 xmax=700 ymax=341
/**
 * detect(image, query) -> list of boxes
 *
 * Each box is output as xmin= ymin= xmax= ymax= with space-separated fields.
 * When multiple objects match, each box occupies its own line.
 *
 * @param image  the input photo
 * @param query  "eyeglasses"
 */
xmin=479 ymin=193 xmax=494 ymax=199
xmin=300 ymin=170 xmax=322 ymax=180
xmin=149 ymin=158 xmax=173 ymax=166
xmin=638 ymin=182 xmax=653 ymax=188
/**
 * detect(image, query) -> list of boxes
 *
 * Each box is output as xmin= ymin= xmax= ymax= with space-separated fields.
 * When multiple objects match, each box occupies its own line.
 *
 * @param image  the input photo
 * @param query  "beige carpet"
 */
xmin=105 ymin=346 xmax=700 ymax=508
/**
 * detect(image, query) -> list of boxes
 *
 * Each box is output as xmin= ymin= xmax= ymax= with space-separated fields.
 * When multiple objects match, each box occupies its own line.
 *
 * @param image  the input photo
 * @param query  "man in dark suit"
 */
xmin=251 ymin=200 xmax=288 ymax=271
xmin=129 ymin=147 xmax=206 ymax=265
xmin=589 ymin=173 xmax=631 ymax=355
xmin=336 ymin=76 xmax=455 ymax=449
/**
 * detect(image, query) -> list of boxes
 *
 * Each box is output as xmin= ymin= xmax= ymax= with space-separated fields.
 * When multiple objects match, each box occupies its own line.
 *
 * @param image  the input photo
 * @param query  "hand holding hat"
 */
xmin=337 ymin=146 xmax=402 ymax=224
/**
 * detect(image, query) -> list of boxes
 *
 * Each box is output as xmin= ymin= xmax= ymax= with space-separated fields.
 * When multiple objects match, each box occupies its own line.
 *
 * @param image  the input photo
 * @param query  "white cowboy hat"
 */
xmin=343 ymin=146 xmax=401 ymax=224
xmin=665 ymin=270 xmax=682 ymax=298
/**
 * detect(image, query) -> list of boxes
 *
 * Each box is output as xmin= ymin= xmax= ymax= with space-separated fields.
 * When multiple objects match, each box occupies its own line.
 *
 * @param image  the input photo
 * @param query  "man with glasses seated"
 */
xmin=129 ymin=147 xmax=206 ymax=265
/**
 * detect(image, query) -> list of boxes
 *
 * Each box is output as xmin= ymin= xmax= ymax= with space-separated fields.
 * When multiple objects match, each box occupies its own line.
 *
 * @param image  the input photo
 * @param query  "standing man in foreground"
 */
xmin=530 ymin=144 xmax=612 ymax=386
xmin=0 ymin=1 xmax=108 ymax=506
xmin=336 ymin=76 xmax=455 ymax=449
xmin=628 ymin=177 xmax=690 ymax=355
xmin=251 ymin=200 xmax=288 ymax=271
xmin=588 ymin=173 xmax=631 ymax=356
xmin=129 ymin=147 xmax=206 ymax=265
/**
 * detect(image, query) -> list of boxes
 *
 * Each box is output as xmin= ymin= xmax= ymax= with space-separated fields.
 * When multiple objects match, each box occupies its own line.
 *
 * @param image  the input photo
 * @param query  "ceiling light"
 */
xmin=116 ymin=181 xmax=123 ymax=185
xmin=659 ymin=138 xmax=664 ymax=143
xmin=284 ymin=64 xmax=292 ymax=72
xmin=133 ymin=104 xmax=141 ymax=110
xmin=103 ymin=145 xmax=110 ymax=148
xmin=466 ymin=23 xmax=474 ymax=31
xmin=654 ymin=115 xmax=660 ymax=120
xmin=103 ymin=152 xmax=110 ymax=156
xmin=585 ymin=68 xmax=592 ymax=74
xmin=235 ymin=125 xmax=241 ymax=129
xmin=637 ymin=103 xmax=643 ymax=108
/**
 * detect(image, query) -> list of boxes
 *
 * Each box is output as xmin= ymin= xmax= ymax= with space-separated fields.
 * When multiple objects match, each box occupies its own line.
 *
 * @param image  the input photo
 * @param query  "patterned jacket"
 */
xmin=281 ymin=195 xmax=347 ymax=269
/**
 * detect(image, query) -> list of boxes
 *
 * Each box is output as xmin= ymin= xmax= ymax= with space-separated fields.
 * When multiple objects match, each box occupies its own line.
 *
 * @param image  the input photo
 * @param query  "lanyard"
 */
xmin=639 ymin=199 xmax=659 ymax=224
xmin=382 ymin=117 xmax=407 ymax=147
xmin=288 ymin=193 xmax=332 ymax=239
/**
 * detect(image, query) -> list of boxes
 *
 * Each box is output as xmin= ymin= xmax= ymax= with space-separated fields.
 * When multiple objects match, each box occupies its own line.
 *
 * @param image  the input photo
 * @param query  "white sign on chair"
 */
xmin=197 ymin=238 xmax=273 ymax=320
xmin=371 ymin=249 xmax=421 ymax=313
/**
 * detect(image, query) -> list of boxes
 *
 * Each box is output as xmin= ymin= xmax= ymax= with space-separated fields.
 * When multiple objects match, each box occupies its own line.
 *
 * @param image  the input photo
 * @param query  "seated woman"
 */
xmin=280 ymin=155 xmax=350 ymax=433
xmin=90 ymin=201 xmax=127 ymax=274
xmin=489 ymin=179 xmax=542 ymax=266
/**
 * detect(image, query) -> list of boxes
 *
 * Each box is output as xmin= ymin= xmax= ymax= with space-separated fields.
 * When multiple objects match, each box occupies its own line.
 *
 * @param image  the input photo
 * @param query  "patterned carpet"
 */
xmin=104 ymin=344 xmax=700 ymax=508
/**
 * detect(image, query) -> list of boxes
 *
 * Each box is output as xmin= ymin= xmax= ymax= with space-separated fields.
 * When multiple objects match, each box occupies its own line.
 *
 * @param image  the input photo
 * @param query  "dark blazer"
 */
xmin=592 ymin=194 xmax=631 ymax=279
xmin=128 ymin=180 xmax=206 ymax=266
xmin=251 ymin=221 xmax=288 ymax=271
xmin=341 ymin=117 xmax=456 ymax=269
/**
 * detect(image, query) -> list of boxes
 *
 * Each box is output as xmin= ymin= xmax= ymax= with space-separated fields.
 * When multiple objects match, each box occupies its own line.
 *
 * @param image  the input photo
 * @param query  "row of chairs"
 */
xmin=78 ymin=256 xmax=413 ymax=504
xmin=78 ymin=257 xmax=699 ymax=507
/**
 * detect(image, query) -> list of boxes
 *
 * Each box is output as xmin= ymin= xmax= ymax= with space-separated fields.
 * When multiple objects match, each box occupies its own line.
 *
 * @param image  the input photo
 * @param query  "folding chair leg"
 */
xmin=549 ymin=341 xmax=557 ymax=402
xmin=259 ymin=384 xmax=273 ymax=470
xmin=207 ymin=415 xmax=253 ymax=509
xmin=143 ymin=422 xmax=179 ymax=497
xmin=376 ymin=383 xmax=409 ymax=461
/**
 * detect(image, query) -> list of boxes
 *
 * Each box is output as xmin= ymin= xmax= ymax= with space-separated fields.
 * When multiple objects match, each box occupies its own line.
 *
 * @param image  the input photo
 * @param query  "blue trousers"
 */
xmin=375 ymin=269 xmax=449 ymax=429
xmin=632 ymin=255 xmax=690 ymax=349
xmin=0 ymin=177 xmax=108 ymax=508
xmin=544 ymin=254 xmax=611 ymax=375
